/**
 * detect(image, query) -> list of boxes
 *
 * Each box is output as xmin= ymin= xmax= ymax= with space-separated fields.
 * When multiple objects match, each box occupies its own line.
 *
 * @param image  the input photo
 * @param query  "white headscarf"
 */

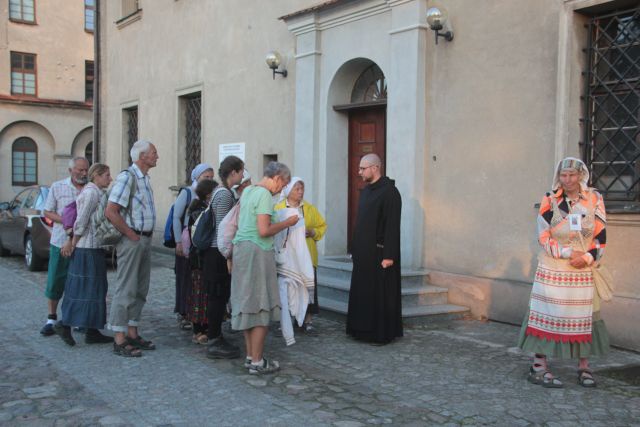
xmin=190 ymin=163 xmax=214 ymax=189
xmin=552 ymin=157 xmax=590 ymax=191
xmin=279 ymin=176 xmax=303 ymax=203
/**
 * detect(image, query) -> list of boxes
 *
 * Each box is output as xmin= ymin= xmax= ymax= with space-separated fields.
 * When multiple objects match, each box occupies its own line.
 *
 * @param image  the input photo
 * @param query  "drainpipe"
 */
xmin=92 ymin=0 xmax=101 ymax=163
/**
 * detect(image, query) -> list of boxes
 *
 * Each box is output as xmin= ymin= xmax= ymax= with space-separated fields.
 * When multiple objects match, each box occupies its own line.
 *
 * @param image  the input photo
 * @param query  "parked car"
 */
xmin=0 ymin=186 xmax=52 ymax=271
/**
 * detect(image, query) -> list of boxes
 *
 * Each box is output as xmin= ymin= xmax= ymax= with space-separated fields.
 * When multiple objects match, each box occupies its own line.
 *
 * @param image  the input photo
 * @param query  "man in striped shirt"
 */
xmin=105 ymin=140 xmax=158 ymax=357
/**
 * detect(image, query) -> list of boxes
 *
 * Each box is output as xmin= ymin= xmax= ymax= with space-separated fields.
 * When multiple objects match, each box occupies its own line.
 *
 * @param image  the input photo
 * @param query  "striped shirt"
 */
xmin=108 ymin=164 xmax=156 ymax=232
xmin=73 ymin=183 xmax=103 ymax=249
xmin=44 ymin=177 xmax=82 ymax=248
xmin=210 ymin=186 xmax=236 ymax=247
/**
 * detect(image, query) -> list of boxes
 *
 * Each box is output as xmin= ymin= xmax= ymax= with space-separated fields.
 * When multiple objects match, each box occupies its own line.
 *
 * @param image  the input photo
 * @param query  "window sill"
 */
xmin=116 ymin=9 xmax=142 ymax=29
xmin=9 ymin=19 xmax=37 ymax=25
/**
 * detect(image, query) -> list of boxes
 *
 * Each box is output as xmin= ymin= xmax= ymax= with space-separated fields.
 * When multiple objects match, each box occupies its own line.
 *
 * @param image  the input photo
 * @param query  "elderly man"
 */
xmin=40 ymin=157 xmax=89 ymax=336
xmin=106 ymin=140 xmax=158 ymax=357
xmin=346 ymin=153 xmax=403 ymax=345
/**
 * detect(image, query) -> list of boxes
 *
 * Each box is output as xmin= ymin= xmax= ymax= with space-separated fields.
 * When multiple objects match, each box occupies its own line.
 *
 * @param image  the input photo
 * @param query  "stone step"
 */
xmin=317 ymin=275 xmax=449 ymax=307
xmin=320 ymin=297 xmax=470 ymax=322
xmin=318 ymin=257 xmax=429 ymax=287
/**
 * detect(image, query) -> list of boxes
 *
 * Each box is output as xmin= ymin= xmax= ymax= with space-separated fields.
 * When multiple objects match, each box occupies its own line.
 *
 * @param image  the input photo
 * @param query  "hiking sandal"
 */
xmin=527 ymin=367 xmax=563 ymax=388
xmin=113 ymin=341 xmax=142 ymax=357
xmin=127 ymin=335 xmax=156 ymax=350
xmin=578 ymin=369 xmax=597 ymax=388
xmin=248 ymin=358 xmax=280 ymax=375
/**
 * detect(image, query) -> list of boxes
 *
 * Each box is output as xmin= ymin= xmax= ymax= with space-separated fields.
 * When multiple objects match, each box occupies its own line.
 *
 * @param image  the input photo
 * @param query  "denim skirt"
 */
xmin=61 ymin=248 xmax=108 ymax=329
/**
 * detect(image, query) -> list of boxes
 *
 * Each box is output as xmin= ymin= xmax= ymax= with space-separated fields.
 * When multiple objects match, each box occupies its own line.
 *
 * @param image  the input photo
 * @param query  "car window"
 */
xmin=22 ymin=189 xmax=37 ymax=209
xmin=35 ymin=187 xmax=49 ymax=210
xmin=12 ymin=189 xmax=31 ymax=209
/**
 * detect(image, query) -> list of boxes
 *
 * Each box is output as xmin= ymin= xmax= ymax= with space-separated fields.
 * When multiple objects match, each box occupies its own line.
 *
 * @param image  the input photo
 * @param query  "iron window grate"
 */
xmin=126 ymin=107 xmax=138 ymax=164
xmin=184 ymin=96 xmax=202 ymax=184
xmin=583 ymin=7 xmax=640 ymax=208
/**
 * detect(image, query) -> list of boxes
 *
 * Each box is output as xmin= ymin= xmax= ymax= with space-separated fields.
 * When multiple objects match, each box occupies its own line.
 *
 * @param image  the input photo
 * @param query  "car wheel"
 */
xmin=24 ymin=234 xmax=44 ymax=271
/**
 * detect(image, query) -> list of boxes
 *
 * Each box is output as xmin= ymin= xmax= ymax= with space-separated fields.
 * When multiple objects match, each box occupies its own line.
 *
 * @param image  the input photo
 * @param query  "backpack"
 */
xmin=61 ymin=201 xmax=78 ymax=231
xmin=93 ymin=170 xmax=137 ymax=246
xmin=190 ymin=186 xmax=227 ymax=251
xmin=217 ymin=201 xmax=240 ymax=259
xmin=163 ymin=187 xmax=192 ymax=248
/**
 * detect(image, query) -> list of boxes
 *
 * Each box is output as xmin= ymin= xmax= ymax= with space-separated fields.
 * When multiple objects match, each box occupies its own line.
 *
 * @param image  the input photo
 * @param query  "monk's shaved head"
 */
xmin=360 ymin=154 xmax=381 ymax=166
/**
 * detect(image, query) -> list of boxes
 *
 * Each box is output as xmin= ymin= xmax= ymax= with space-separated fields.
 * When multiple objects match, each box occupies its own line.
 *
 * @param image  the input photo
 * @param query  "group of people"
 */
xmin=37 ymin=138 xmax=610 ymax=383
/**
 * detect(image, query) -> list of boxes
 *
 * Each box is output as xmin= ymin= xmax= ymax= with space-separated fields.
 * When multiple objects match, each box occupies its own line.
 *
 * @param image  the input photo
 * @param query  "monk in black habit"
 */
xmin=347 ymin=153 xmax=403 ymax=344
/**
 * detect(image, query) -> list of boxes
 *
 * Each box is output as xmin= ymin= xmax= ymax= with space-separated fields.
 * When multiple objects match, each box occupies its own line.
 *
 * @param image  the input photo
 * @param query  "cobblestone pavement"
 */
xmin=1 ymin=251 xmax=639 ymax=426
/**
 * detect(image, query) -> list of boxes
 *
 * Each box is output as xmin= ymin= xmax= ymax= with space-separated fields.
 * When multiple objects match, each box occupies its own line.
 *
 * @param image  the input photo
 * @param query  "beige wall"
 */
xmin=0 ymin=0 xmax=94 ymax=201
xmin=99 ymin=0 xmax=317 ymax=226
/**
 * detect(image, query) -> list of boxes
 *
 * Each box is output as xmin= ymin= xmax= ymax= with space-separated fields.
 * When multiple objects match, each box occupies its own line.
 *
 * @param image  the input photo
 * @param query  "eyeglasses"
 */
xmin=358 ymin=165 xmax=376 ymax=171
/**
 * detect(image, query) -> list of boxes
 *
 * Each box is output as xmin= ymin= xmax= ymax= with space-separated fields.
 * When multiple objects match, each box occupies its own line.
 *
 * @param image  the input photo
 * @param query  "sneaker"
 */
xmin=206 ymin=336 xmax=241 ymax=359
xmin=244 ymin=357 xmax=252 ymax=369
xmin=85 ymin=329 xmax=114 ymax=344
xmin=302 ymin=323 xmax=318 ymax=336
xmin=248 ymin=358 xmax=280 ymax=375
xmin=40 ymin=322 xmax=55 ymax=336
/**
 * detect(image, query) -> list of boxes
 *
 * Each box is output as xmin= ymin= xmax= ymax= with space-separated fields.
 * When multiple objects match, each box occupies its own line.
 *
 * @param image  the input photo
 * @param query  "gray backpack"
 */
xmin=93 ymin=170 xmax=137 ymax=246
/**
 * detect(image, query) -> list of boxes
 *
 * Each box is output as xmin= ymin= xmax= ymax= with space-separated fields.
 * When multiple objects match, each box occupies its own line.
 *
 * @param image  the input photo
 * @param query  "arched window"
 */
xmin=12 ymin=137 xmax=38 ymax=186
xmin=351 ymin=64 xmax=387 ymax=103
xmin=84 ymin=141 xmax=93 ymax=165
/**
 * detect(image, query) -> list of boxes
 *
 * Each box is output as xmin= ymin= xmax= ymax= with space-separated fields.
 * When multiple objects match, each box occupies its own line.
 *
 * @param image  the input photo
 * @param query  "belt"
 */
xmin=133 ymin=230 xmax=153 ymax=237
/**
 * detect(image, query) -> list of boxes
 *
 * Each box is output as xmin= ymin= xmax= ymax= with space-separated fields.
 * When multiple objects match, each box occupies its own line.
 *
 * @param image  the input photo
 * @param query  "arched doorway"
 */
xmin=333 ymin=63 xmax=387 ymax=247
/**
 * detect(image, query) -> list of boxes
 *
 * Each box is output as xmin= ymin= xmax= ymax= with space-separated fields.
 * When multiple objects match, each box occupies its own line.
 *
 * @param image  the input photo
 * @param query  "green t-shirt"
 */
xmin=232 ymin=185 xmax=274 ymax=251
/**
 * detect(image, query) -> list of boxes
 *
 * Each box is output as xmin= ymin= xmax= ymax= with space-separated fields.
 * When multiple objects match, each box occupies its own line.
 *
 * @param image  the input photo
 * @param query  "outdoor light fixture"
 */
xmin=426 ymin=7 xmax=454 ymax=45
xmin=265 ymin=51 xmax=288 ymax=79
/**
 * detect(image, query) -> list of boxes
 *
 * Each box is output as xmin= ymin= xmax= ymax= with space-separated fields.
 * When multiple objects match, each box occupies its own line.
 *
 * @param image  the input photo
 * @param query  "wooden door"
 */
xmin=348 ymin=107 xmax=386 ymax=249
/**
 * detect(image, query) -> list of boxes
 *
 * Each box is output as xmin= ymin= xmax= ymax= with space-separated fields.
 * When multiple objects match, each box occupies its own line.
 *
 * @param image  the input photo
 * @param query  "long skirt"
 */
xmin=186 ymin=269 xmax=208 ymax=325
xmin=61 ymin=248 xmax=108 ymax=329
xmin=229 ymin=241 xmax=280 ymax=331
xmin=174 ymin=254 xmax=192 ymax=315
xmin=306 ymin=267 xmax=319 ymax=315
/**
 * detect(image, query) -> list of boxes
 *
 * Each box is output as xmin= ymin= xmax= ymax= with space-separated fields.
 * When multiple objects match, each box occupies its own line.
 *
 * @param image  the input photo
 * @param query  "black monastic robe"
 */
xmin=346 ymin=176 xmax=403 ymax=344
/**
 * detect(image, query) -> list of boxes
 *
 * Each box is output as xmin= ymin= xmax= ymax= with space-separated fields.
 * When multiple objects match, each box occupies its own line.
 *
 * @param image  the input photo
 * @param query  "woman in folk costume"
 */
xmin=274 ymin=177 xmax=327 ymax=336
xmin=518 ymin=157 xmax=609 ymax=388
xmin=173 ymin=163 xmax=214 ymax=330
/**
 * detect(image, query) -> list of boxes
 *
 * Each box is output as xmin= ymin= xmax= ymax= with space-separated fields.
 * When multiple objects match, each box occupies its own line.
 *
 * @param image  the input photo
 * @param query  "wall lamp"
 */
xmin=265 ymin=51 xmax=288 ymax=79
xmin=426 ymin=7 xmax=454 ymax=45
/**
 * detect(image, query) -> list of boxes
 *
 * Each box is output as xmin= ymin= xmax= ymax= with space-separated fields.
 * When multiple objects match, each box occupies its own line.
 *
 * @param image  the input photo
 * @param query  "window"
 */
xmin=9 ymin=0 xmax=35 ymax=23
xmin=351 ymin=64 xmax=387 ymax=103
xmin=85 ymin=142 xmax=94 ymax=165
xmin=12 ymin=137 xmax=38 ymax=186
xmin=85 ymin=61 xmax=94 ymax=101
xmin=11 ymin=52 xmax=37 ymax=96
xmin=124 ymin=106 xmax=138 ymax=164
xmin=182 ymin=94 xmax=201 ymax=183
xmin=583 ymin=7 xmax=640 ymax=207
xmin=84 ymin=0 xmax=95 ymax=32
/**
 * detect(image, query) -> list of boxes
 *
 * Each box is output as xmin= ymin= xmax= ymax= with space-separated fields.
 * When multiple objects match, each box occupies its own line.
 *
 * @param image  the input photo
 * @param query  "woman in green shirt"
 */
xmin=230 ymin=162 xmax=298 ymax=375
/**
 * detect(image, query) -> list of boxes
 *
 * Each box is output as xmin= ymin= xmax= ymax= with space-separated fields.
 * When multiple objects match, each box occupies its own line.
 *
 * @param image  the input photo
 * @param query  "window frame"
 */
xmin=85 ymin=60 xmax=94 ymax=102
xmin=10 ymin=51 xmax=38 ymax=97
xmin=582 ymin=6 xmax=640 ymax=211
xmin=9 ymin=0 xmax=36 ymax=25
xmin=84 ymin=0 xmax=95 ymax=32
xmin=11 ymin=137 xmax=38 ymax=186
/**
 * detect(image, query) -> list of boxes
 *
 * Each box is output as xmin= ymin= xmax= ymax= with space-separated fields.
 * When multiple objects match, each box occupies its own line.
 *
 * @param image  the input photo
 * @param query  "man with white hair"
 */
xmin=40 ymin=157 xmax=90 ymax=336
xmin=105 ymin=140 xmax=158 ymax=357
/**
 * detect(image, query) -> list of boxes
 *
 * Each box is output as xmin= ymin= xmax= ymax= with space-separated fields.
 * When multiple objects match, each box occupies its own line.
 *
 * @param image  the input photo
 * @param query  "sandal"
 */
xmin=578 ymin=369 xmax=597 ymax=388
xmin=527 ymin=367 xmax=563 ymax=388
xmin=113 ymin=341 xmax=142 ymax=357
xmin=192 ymin=333 xmax=208 ymax=345
xmin=127 ymin=335 xmax=156 ymax=350
xmin=180 ymin=319 xmax=193 ymax=331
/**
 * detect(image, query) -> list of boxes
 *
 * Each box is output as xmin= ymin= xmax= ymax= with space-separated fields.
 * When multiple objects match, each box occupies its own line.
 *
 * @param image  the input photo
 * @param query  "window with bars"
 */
xmin=9 ymin=0 xmax=35 ymax=23
xmin=85 ymin=61 xmax=94 ymax=101
xmin=124 ymin=107 xmax=138 ymax=164
xmin=183 ymin=95 xmax=202 ymax=183
xmin=85 ymin=0 xmax=95 ymax=32
xmin=583 ymin=7 xmax=640 ymax=208
xmin=12 ymin=137 xmax=38 ymax=186
xmin=11 ymin=52 xmax=37 ymax=96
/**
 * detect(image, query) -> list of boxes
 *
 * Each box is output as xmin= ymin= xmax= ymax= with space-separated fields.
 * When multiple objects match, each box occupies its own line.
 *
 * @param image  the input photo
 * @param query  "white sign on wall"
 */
xmin=219 ymin=143 xmax=245 ymax=164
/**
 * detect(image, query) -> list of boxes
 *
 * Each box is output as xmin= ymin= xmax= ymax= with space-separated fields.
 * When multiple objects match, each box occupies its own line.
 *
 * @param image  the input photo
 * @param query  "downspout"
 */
xmin=92 ymin=0 xmax=101 ymax=163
